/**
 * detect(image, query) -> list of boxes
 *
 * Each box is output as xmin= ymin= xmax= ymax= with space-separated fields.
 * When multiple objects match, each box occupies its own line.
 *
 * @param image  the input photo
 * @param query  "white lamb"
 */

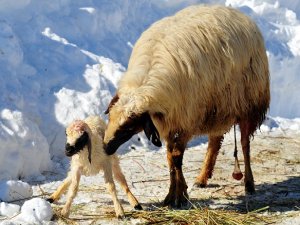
xmin=47 ymin=116 xmax=142 ymax=218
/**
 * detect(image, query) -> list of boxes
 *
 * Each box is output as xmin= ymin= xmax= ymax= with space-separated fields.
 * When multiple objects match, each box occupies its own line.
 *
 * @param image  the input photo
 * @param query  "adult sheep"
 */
xmin=103 ymin=5 xmax=270 ymax=207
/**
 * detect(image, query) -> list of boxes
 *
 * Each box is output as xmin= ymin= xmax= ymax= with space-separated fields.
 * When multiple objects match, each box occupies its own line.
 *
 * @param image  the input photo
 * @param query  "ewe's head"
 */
xmin=65 ymin=120 xmax=92 ymax=163
xmin=103 ymin=94 xmax=162 ymax=155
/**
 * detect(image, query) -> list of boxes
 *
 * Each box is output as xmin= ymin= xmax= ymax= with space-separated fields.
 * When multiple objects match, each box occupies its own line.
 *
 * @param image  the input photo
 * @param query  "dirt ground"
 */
xmin=34 ymin=130 xmax=300 ymax=224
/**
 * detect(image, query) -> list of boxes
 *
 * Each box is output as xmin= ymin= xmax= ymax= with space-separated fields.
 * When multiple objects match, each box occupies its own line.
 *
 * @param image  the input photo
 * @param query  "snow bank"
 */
xmin=0 ymin=110 xmax=51 ymax=181
xmin=0 ymin=0 xmax=300 ymax=180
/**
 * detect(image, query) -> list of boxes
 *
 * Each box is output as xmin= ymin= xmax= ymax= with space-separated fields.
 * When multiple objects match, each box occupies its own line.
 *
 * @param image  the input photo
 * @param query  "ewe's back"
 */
xmin=119 ymin=5 xmax=270 ymax=135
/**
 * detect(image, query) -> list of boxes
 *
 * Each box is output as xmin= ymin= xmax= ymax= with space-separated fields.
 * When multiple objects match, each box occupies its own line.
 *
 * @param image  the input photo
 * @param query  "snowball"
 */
xmin=0 ymin=202 xmax=20 ymax=217
xmin=18 ymin=198 xmax=53 ymax=223
xmin=0 ymin=180 xmax=32 ymax=202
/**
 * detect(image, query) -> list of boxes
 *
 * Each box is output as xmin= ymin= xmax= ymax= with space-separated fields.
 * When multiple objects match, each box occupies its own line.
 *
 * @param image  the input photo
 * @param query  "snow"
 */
xmin=0 ymin=110 xmax=51 ymax=181
xmin=1 ymin=198 xmax=53 ymax=225
xmin=0 ymin=0 xmax=300 ymax=223
xmin=0 ymin=203 xmax=20 ymax=217
xmin=17 ymin=198 xmax=53 ymax=224
xmin=0 ymin=181 xmax=32 ymax=202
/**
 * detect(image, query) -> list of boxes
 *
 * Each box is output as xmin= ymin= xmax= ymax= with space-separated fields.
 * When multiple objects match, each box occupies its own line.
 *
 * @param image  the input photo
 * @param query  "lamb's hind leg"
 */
xmin=239 ymin=120 xmax=256 ymax=194
xmin=194 ymin=135 xmax=224 ymax=188
xmin=103 ymin=160 xmax=125 ymax=219
xmin=111 ymin=156 xmax=142 ymax=210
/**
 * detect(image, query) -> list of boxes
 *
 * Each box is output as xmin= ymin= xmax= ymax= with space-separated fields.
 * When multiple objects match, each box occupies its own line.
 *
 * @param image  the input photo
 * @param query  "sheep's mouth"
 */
xmin=65 ymin=144 xmax=83 ymax=156
xmin=65 ymin=131 xmax=90 ymax=157
xmin=104 ymin=130 xmax=136 ymax=155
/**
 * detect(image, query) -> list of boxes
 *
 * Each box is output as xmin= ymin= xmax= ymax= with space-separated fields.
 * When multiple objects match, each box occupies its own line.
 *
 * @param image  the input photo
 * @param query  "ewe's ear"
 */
xmin=105 ymin=94 xmax=119 ymax=114
xmin=142 ymin=113 xmax=162 ymax=147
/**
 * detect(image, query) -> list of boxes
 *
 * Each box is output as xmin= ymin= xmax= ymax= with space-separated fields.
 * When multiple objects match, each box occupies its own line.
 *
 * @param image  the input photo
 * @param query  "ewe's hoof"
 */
xmin=245 ymin=181 xmax=255 ymax=195
xmin=134 ymin=204 xmax=143 ymax=210
xmin=193 ymin=182 xmax=207 ymax=188
xmin=163 ymin=194 xmax=188 ymax=209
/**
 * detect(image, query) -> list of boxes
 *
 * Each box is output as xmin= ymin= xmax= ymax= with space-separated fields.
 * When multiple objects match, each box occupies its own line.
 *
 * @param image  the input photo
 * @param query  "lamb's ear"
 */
xmin=105 ymin=94 xmax=119 ymax=114
xmin=142 ymin=113 xmax=162 ymax=147
xmin=87 ymin=133 xmax=92 ymax=163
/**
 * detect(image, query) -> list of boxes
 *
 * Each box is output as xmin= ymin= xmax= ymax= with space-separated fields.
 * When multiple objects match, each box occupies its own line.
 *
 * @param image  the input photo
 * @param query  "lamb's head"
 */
xmin=65 ymin=120 xmax=92 ymax=163
xmin=104 ymin=94 xmax=162 ymax=155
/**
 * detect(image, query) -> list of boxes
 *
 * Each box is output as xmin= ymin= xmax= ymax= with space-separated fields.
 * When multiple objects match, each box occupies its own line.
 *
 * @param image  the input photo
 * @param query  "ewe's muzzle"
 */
xmin=104 ymin=129 xmax=137 ymax=155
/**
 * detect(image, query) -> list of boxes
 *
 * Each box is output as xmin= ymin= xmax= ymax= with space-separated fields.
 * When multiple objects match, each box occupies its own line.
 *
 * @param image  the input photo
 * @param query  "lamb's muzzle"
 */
xmin=65 ymin=131 xmax=90 ymax=159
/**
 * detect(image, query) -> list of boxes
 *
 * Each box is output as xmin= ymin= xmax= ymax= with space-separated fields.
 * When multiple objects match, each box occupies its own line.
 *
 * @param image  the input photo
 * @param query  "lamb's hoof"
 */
xmin=117 ymin=214 xmax=126 ymax=220
xmin=134 ymin=204 xmax=143 ymax=210
xmin=46 ymin=197 xmax=54 ymax=203
xmin=60 ymin=209 xmax=70 ymax=218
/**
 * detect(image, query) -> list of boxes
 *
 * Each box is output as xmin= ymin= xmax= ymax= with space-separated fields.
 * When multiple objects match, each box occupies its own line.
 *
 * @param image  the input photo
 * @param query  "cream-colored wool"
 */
xmin=104 ymin=5 xmax=270 ymax=205
xmin=48 ymin=116 xmax=141 ymax=218
xmin=107 ymin=5 xmax=269 ymax=141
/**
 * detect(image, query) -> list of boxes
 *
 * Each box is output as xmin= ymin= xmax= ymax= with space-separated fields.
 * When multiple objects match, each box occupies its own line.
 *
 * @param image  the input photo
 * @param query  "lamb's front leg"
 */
xmin=47 ymin=174 xmax=71 ymax=203
xmin=61 ymin=167 xmax=82 ymax=218
xmin=103 ymin=160 xmax=125 ymax=219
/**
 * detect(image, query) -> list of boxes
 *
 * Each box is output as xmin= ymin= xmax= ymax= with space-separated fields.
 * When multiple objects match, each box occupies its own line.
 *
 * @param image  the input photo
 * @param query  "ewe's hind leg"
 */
xmin=111 ymin=156 xmax=142 ymax=210
xmin=103 ymin=160 xmax=125 ymax=219
xmin=61 ymin=168 xmax=82 ymax=217
xmin=194 ymin=135 xmax=224 ymax=188
xmin=239 ymin=120 xmax=256 ymax=194
xmin=47 ymin=175 xmax=71 ymax=203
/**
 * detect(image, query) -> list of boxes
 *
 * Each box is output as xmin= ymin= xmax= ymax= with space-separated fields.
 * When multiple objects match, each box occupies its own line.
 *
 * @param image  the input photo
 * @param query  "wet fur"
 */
xmin=48 ymin=116 xmax=141 ymax=218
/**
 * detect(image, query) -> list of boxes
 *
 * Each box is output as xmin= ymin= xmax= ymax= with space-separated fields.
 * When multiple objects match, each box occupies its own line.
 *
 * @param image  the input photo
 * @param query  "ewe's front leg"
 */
xmin=163 ymin=133 xmax=189 ymax=208
xmin=103 ymin=161 xmax=125 ymax=219
xmin=61 ymin=167 xmax=82 ymax=218
xmin=112 ymin=156 xmax=142 ymax=210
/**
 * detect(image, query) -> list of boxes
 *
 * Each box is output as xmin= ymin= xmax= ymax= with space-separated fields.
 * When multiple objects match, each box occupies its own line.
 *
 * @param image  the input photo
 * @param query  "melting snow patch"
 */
xmin=0 ymin=180 xmax=32 ymax=202
xmin=0 ymin=202 xmax=20 ymax=217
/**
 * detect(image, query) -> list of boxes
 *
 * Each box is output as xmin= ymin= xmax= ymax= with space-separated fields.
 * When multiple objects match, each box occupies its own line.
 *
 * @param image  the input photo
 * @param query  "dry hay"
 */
xmin=125 ymin=206 xmax=273 ymax=225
